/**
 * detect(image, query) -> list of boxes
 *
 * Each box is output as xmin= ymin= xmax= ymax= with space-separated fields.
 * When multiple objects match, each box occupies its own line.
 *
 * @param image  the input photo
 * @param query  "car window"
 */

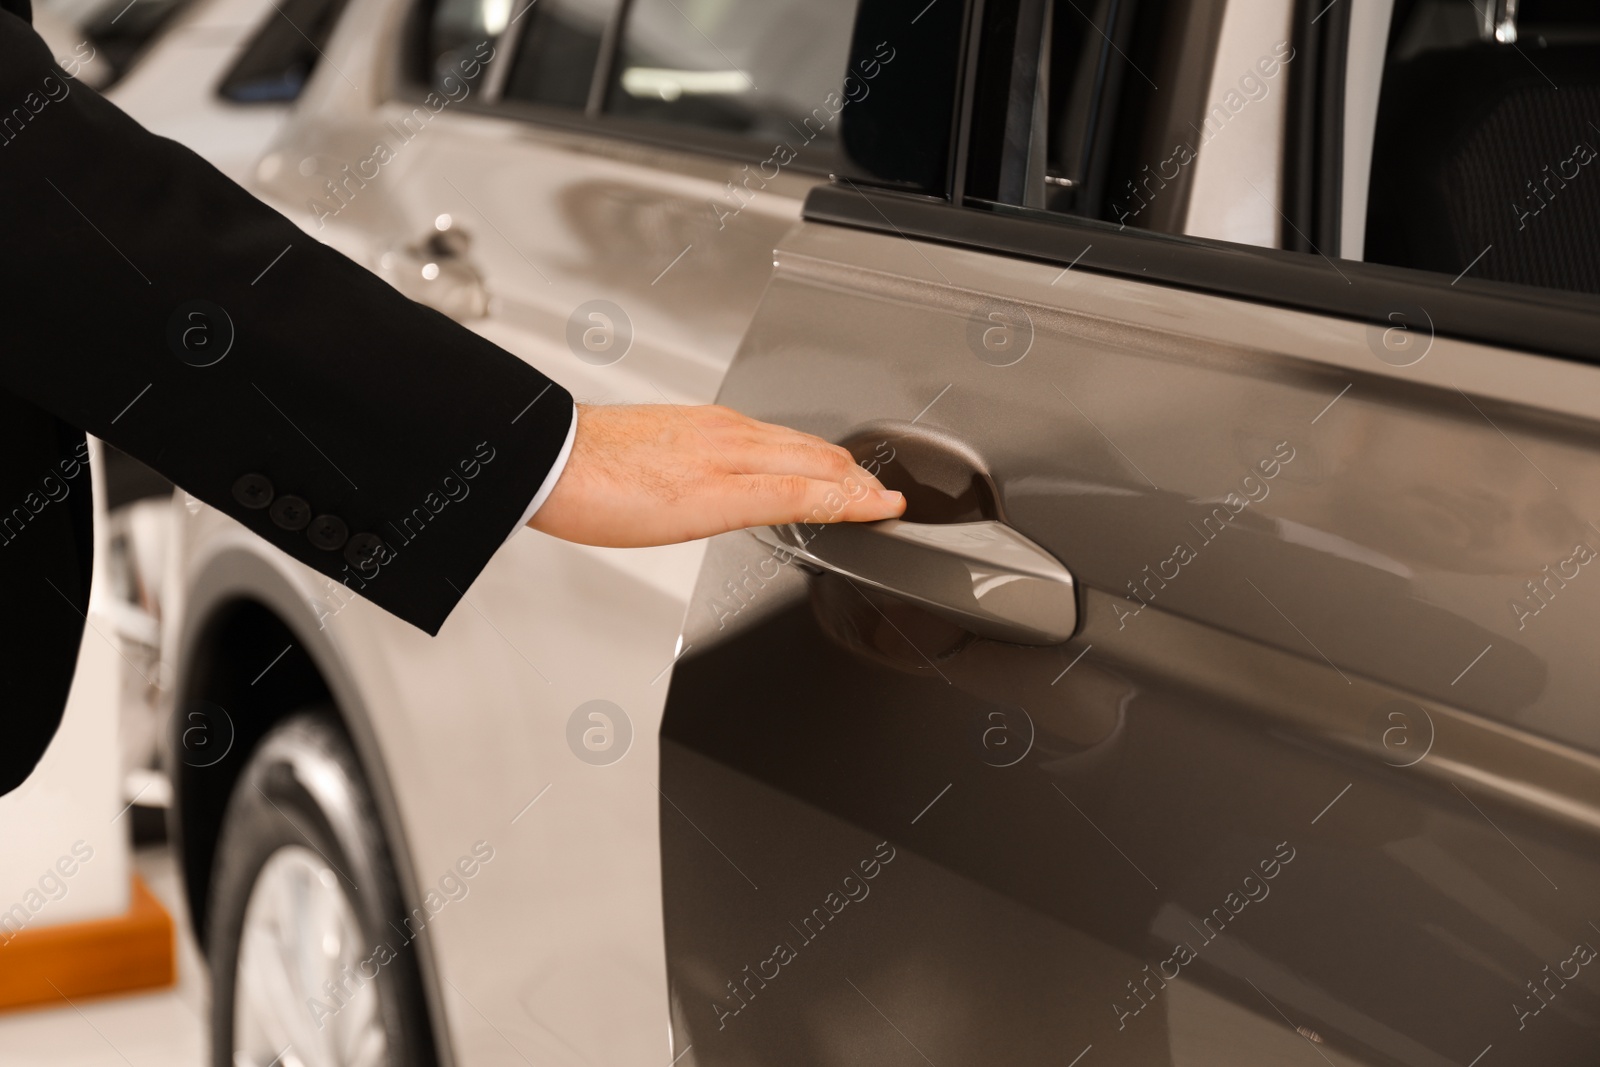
xmin=500 ymin=0 xmax=619 ymax=111
xmin=405 ymin=0 xmax=965 ymax=196
xmin=965 ymin=0 xmax=1124 ymax=214
xmin=1363 ymin=0 xmax=1600 ymax=295
xmin=217 ymin=0 xmax=354 ymax=103
xmin=593 ymin=0 xmax=965 ymax=192
xmin=602 ymin=0 xmax=857 ymax=152
xmin=420 ymin=0 xmax=509 ymax=95
xmin=964 ymin=0 xmax=1252 ymax=239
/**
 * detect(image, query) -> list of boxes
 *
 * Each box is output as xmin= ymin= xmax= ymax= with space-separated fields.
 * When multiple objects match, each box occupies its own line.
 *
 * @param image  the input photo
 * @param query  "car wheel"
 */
xmin=207 ymin=710 xmax=435 ymax=1067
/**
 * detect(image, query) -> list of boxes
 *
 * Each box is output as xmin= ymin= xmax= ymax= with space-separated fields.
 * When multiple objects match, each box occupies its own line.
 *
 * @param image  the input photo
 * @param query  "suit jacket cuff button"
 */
xmin=307 ymin=515 xmax=349 ymax=551
xmin=345 ymin=533 xmax=386 ymax=571
xmin=270 ymin=495 xmax=312 ymax=531
xmin=233 ymin=473 xmax=274 ymax=509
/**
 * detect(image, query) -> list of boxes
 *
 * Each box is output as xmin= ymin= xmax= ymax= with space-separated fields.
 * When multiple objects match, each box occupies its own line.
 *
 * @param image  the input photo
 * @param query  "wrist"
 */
xmin=511 ymin=401 xmax=578 ymax=537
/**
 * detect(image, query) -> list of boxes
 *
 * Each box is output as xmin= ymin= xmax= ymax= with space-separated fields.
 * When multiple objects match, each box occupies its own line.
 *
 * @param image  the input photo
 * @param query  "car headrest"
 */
xmin=1364 ymin=42 xmax=1600 ymax=296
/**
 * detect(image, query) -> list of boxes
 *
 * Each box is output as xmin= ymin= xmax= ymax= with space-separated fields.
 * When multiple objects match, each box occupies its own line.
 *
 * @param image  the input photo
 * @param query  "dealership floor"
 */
xmin=0 ymin=845 xmax=206 ymax=1067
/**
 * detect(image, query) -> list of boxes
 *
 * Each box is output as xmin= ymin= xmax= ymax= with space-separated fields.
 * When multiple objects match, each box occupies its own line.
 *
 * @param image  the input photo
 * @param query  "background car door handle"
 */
xmin=751 ymin=519 xmax=1077 ymax=644
xmin=377 ymin=223 xmax=490 ymax=320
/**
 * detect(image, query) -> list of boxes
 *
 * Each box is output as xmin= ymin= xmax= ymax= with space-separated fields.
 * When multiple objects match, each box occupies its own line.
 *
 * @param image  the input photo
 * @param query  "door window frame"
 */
xmin=805 ymin=0 xmax=1600 ymax=365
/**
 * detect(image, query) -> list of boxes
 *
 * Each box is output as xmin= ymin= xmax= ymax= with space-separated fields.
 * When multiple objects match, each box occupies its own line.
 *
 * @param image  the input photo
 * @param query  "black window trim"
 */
xmin=803 ymin=181 xmax=1600 ymax=365
xmin=947 ymin=0 xmax=987 ymax=205
xmin=1282 ymin=0 xmax=1348 ymax=257
xmin=585 ymin=0 xmax=628 ymax=115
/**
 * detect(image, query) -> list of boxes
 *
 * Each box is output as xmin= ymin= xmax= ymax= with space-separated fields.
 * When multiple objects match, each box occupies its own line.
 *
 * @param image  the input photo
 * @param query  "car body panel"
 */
xmin=660 ymin=221 xmax=1600 ymax=1065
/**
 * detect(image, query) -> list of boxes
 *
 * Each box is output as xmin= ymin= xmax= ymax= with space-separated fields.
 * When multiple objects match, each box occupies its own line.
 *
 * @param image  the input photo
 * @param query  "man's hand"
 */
xmin=527 ymin=403 xmax=905 ymax=548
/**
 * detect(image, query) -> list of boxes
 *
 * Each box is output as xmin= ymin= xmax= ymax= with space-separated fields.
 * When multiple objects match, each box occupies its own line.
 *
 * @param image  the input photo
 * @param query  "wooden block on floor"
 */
xmin=0 ymin=874 xmax=175 ymax=1013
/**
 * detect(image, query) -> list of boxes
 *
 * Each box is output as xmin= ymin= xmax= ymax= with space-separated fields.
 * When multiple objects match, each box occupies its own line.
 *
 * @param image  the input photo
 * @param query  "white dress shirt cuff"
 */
xmin=508 ymin=400 xmax=577 ymax=540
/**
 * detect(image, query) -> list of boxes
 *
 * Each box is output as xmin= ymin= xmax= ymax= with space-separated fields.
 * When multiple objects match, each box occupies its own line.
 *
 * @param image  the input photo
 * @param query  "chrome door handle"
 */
xmin=751 ymin=519 xmax=1077 ymax=645
xmin=378 ymin=223 xmax=490 ymax=320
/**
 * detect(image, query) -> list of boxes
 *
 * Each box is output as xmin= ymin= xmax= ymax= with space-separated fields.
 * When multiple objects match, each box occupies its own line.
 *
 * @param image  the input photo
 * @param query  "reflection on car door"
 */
xmin=658 ymin=130 xmax=1600 ymax=1067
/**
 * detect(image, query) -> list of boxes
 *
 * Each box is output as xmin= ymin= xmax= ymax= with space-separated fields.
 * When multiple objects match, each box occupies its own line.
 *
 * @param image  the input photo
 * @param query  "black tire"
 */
xmin=207 ymin=710 xmax=436 ymax=1067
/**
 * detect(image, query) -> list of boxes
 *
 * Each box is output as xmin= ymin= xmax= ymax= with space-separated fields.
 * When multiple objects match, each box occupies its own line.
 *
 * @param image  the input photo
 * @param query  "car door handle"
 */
xmin=378 ymin=223 xmax=490 ymax=320
xmin=751 ymin=518 xmax=1078 ymax=645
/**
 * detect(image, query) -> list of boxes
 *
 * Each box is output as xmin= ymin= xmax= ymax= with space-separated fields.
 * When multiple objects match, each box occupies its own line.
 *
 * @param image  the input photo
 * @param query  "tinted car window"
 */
xmin=218 ymin=0 xmax=353 ymax=103
xmin=1364 ymin=0 xmax=1600 ymax=295
xmin=501 ymin=0 xmax=619 ymax=110
xmin=603 ymin=0 xmax=857 ymax=149
xmin=965 ymin=0 xmax=1223 ymax=234
xmin=596 ymin=0 xmax=967 ymax=193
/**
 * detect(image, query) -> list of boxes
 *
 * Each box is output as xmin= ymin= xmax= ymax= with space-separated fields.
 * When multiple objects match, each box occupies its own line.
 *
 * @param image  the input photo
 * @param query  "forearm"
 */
xmin=0 ymin=10 xmax=572 ymax=632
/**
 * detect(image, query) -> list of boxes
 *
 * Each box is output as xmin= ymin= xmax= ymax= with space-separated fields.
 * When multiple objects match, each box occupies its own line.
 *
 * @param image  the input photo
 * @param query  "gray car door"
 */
xmin=660 ymin=1 xmax=1600 ymax=1065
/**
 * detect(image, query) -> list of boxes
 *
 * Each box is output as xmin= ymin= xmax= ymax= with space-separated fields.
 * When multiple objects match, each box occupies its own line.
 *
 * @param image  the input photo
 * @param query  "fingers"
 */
xmin=693 ymin=405 xmax=850 ymax=455
xmin=717 ymin=473 xmax=905 ymax=532
xmin=696 ymin=413 xmax=902 ymax=530
xmin=699 ymin=413 xmax=900 ymax=527
xmin=700 ymin=410 xmax=891 ymax=495
xmin=720 ymin=435 xmax=887 ymax=493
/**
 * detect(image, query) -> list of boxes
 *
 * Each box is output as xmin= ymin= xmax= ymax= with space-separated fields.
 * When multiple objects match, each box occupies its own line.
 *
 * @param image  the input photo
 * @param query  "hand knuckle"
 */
xmin=778 ymin=474 xmax=810 ymax=502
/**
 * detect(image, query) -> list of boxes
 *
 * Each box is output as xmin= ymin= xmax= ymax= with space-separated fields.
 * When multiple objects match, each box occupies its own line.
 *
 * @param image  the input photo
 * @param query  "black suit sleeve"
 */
xmin=0 ymin=8 xmax=574 ymax=635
